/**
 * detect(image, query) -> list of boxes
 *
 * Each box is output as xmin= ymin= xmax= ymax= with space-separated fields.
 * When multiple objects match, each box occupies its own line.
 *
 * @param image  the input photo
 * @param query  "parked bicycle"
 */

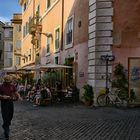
xmin=97 ymin=88 xmax=128 ymax=107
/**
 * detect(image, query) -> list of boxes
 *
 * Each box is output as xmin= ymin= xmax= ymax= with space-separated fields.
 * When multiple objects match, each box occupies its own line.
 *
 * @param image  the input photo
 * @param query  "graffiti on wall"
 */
xmin=131 ymin=66 xmax=140 ymax=81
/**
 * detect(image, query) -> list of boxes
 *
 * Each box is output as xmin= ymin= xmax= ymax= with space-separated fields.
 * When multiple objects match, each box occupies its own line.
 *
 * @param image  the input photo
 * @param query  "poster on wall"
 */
xmin=128 ymin=57 xmax=140 ymax=104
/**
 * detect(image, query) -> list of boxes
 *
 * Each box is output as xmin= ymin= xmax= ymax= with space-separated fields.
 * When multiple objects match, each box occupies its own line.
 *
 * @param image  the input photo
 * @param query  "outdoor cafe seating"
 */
xmin=0 ymin=63 xmax=79 ymax=105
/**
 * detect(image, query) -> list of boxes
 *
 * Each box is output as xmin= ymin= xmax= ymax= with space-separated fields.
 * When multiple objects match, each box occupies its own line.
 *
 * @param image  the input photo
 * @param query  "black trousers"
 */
xmin=1 ymin=101 xmax=14 ymax=134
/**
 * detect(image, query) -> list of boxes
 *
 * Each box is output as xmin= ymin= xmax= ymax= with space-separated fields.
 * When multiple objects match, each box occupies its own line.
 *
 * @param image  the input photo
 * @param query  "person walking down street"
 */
xmin=0 ymin=75 xmax=22 ymax=139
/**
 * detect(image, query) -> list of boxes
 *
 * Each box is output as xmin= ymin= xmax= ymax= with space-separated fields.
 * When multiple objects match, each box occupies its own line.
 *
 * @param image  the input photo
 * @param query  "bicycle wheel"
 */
xmin=97 ymin=94 xmax=106 ymax=106
xmin=114 ymin=89 xmax=128 ymax=107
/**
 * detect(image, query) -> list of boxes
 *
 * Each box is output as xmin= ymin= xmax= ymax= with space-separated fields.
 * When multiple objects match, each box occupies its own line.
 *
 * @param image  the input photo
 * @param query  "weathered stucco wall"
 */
xmin=113 ymin=0 xmax=140 ymax=66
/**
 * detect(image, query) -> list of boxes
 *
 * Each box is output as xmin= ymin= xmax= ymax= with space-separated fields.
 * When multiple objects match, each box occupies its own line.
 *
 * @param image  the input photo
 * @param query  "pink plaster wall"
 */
xmin=60 ymin=42 xmax=88 ymax=88
xmin=113 ymin=47 xmax=140 ymax=68
xmin=113 ymin=0 xmax=140 ymax=68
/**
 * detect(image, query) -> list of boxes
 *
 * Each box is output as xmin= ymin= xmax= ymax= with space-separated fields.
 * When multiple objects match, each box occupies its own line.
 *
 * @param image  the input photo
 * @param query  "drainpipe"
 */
xmin=61 ymin=0 xmax=64 ymax=51
xmin=33 ymin=0 xmax=35 ymax=63
xmin=33 ymin=0 xmax=35 ymax=18
xmin=60 ymin=0 xmax=64 ymax=87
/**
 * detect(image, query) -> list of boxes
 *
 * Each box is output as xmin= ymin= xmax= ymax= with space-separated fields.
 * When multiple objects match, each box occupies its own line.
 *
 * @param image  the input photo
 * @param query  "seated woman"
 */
xmin=33 ymin=89 xmax=41 ymax=106
xmin=56 ymin=81 xmax=63 ymax=101
xmin=27 ymin=86 xmax=36 ymax=102
xmin=40 ymin=85 xmax=52 ymax=105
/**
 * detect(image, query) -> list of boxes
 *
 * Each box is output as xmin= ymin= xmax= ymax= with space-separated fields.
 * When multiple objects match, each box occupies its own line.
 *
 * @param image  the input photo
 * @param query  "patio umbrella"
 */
xmin=41 ymin=64 xmax=72 ymax=70
xmin=20 ymin=64 xmax=41 ymax=71
xmin=3 ymin=66 xmax=18 ymax=72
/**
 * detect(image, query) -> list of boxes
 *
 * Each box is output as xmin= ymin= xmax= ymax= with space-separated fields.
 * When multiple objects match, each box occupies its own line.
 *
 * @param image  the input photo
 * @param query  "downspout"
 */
xmin=60 ymin=0 xmax=64 ymax=87
xmin=33 ymin=0 xmax=35 ymax=19
xmin=61 ymin=0 xmax=64 ymax=51
xmin=32 ymin=0 xmax=35 ymax=63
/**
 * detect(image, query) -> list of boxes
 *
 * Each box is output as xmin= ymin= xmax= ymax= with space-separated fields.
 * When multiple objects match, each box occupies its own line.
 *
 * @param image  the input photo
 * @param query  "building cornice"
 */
xmin=11 ymin=13 xmax=22 ymax=24
xmin=11 ymin=19 xmax=22 ymax=24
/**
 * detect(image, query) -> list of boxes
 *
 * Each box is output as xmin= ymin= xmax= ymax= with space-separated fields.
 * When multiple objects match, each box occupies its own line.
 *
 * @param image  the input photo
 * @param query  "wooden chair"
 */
xmin=40 ymin=97 xmax=52 ymax=106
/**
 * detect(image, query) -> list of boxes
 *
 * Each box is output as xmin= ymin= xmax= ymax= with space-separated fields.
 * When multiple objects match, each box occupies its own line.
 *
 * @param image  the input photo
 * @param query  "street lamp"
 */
xmin=100 ymin=54 xmax=115 ymax=94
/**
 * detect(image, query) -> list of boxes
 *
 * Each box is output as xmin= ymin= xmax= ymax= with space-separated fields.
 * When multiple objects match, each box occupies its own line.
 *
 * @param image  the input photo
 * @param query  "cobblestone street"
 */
xmin=0 ymin=101 xmax=140 ymax=140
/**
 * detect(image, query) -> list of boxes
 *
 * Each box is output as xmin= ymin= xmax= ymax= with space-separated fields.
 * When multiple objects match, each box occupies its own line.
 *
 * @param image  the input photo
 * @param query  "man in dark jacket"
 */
xmin=0 ymin=75 xmax=22 ymax=139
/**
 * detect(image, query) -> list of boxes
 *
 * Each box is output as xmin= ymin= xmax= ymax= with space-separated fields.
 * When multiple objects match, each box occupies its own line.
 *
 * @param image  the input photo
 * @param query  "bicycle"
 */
xmin=97 ymin=88 xmax=128 ymax=107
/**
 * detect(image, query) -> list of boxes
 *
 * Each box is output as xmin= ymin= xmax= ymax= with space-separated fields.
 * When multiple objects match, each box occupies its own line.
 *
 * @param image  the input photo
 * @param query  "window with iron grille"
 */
xmin=16 ymin=56 xmax=20 ymax=65
xmin=66 ymin=18 xmax=73 ymax=45
xmin=9 ymin=31 xmax=13 ymax=38
xmin=36 ymin=5 xmax=40 ymax=23
xmin=26 ymin=22 xmax=29 ymax=35
xmin=36 ymin=53 xmax=40 ymax=64
xmin=16 ymin=25 xmax=21 ymax=32
xmin=29 ymin=54 xmax=31 ymax=61
xmin=26 ymin=57 xmax=28 ymax=63
xmin=16 ymin=40 xmax=21 ymax=49
xmin=9 ymin=43 xmax=13 ymax=52
xmin=23 ymin=26 xmax=26 ymax=37
xmin=55 ymin=56 xmax=59 ymax=64
xmin=36 ymin=40 xmax=40 ymax=49
xmin=8 ymin=58 xmax=12 ymax=66
xmin=29 ymin=49 xmax=31 ymax=61
xmin=46 ymin=37 xmax=50 ymax=53
xmin=55 ymin=28 xmax=60 ymax=50
xmin=23 ymin=58 xmax=25 ymax=63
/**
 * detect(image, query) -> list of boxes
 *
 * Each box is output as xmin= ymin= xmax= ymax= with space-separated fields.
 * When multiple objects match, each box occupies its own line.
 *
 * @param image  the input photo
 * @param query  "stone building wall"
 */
xmin=88 ymin=0 xmax=113 ymax=105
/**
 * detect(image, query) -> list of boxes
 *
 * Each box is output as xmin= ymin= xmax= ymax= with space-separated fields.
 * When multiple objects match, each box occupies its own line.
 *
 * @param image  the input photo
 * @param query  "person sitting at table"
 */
xmin=40 ymin=85 xmax=52 ymax=105
xmin=56 ymin=81 xmax=63 ymax=102
xmin=45 ymin=85 xmax=52 ymax=99
xmin=36 ymin=79 xmax=42 ymax=90
xmin=27 ymin=85 xmax=36 ymax=102
xmin=40 ymin=86 xmax=48 ymax=99
xmin=33 ymin=89 xmax=41 ymax=106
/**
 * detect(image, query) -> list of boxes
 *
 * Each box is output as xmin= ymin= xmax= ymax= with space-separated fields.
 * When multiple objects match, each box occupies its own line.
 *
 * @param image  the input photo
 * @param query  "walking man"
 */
xmin=0 ymin=75 xmax=22 ymax=139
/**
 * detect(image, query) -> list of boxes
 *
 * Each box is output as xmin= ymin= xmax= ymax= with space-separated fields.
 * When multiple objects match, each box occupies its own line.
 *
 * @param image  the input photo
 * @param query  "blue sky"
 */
xmin=0 ymin=0 xmax=21 ymax=23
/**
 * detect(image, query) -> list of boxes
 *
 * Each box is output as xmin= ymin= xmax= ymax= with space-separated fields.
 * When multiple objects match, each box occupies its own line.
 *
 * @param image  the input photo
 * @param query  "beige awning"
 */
xmin=41 ymin=64 xmax=72 ymax=69
xmin=19 ymin=64 xmax=72 ymax=71
xmin=19 ymin=64 xmax=40 ymax=71
xmin=3 ymin=66 xmax=18 ymax=72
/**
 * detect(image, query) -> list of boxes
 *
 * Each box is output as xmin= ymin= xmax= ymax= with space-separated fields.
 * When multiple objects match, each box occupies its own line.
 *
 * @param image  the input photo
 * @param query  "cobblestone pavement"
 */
xmin=0 ymin=101 xmax=140 ymax=140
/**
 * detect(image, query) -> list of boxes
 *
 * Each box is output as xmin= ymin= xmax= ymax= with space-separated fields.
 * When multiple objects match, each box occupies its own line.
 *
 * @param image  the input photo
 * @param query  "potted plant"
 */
xmin=82 ymin=84 xmax=93 ymax=106
xmin=130 ymin=89 xmax=136 ymax=102
xmin=112 ymin=63 xmax=128 ymax=100
xmin=112 ymin=63 xmax=136 ymax=104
